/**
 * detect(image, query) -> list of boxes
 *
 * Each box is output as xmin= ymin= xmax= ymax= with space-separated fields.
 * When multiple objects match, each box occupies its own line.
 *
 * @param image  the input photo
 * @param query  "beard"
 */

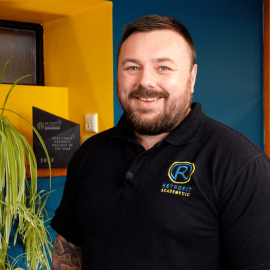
xmin=117 ymin=79 xmax=192 ymax=136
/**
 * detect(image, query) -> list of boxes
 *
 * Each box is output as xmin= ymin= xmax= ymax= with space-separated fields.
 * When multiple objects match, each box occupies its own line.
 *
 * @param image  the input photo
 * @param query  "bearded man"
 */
xmin=51 ymin=15 xmax=270 ymax=270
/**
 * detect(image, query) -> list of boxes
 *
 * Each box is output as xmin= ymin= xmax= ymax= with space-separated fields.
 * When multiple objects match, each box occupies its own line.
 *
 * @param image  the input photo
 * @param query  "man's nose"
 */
xmin=137 ymin=67 xmax=157 ymax=89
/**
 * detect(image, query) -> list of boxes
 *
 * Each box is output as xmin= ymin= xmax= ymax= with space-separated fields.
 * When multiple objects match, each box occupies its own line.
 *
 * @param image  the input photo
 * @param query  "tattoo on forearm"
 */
xmin=52 ymin=233 xmax=82 ymax=270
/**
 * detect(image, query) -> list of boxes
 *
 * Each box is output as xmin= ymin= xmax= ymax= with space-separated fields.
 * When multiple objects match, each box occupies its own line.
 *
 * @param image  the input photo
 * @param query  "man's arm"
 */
xmin=52 ymin=233 xmax=82 ymax=270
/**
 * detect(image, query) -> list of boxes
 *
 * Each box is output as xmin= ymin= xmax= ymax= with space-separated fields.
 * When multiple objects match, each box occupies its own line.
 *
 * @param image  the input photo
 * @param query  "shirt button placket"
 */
xmin=124 ymin=153 xmax=146 ymax=187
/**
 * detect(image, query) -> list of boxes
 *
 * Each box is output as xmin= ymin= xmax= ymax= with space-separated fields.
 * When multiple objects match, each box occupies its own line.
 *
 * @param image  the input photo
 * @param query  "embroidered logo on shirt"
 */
xmin=161 ymin=183 xmax=192 ymax=197
xmin=168 ymin=162 xmax=195 ymax=184
xmin=161 ymin=162 xmax=195 ymax=197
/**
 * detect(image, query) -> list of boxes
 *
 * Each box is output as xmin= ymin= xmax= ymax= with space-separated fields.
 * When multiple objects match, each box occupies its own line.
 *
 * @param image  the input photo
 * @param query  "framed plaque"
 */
xmin=33 ymin=107 xmax=80 ymax=168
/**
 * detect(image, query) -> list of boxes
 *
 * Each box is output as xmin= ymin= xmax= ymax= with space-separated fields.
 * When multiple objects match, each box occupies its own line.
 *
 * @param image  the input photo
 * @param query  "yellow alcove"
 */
xmin=0 ymin=0 xmax=113 ymax=148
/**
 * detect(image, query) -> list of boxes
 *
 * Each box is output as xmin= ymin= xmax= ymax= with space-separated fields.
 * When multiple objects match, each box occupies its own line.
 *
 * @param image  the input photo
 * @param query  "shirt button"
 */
xmin=125 ymin=171 xmax=134 ymax=180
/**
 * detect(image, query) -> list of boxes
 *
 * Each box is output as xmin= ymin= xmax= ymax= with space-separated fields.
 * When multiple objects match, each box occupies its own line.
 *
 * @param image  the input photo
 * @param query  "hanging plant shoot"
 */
xmin=0 ymin=61 xmax=52 ymax=270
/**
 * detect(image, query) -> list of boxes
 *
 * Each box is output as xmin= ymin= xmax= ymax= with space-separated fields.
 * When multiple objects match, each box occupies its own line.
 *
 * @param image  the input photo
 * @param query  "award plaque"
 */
xmin=33 ymin=107 xmax=80 ymax=168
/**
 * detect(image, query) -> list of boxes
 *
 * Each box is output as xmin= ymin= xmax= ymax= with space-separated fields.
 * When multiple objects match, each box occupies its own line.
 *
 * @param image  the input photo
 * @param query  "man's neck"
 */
xmin=134 ymin=132 xmax=170 ymax=150
xmin=134 ymin=107 xmax=192 ymax=150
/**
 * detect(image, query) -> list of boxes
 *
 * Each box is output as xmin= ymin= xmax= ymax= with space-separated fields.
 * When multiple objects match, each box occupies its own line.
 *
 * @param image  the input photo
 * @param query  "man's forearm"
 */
xmin=52 ymin=233 xmax=82 ymax=270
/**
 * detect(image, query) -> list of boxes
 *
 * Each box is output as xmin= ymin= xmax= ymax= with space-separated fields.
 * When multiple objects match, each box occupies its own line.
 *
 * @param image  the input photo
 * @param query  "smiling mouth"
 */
xmin=135 ymin=96 xmax=161 ymax=102
xmin=129 ymin=86 xmax=169 ymax=102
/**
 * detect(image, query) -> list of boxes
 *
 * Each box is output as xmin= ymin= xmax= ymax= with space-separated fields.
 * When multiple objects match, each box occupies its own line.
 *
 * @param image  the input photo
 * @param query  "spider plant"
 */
xmin=0 ymin=62 xmax=52 ymax=270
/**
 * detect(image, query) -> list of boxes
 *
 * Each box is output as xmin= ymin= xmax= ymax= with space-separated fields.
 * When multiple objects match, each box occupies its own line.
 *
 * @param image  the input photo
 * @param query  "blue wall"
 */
xmin=113 ymin=0 xmax=264 ymax=149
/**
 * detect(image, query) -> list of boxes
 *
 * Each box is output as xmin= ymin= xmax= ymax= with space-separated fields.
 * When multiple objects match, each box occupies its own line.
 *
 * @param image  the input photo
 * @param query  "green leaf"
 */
xmin=0 ymin=61 xmax=9 ymax=86
xmin=0 ymin=63 xmax=52 ymax=270
xmin=0 ymin=108 xmax=51 ymax=186
xmin=1 ymin=74 xmax=33 ymax=115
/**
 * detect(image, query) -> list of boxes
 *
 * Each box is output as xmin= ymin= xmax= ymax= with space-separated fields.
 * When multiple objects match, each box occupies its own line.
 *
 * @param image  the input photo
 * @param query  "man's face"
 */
xmin=117 ymin=29 xmax=197 ymax=135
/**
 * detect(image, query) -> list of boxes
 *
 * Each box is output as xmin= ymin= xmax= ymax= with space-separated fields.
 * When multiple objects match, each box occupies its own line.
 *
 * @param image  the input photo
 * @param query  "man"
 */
xmin=51 ymin=15 xmax=270 ymax=269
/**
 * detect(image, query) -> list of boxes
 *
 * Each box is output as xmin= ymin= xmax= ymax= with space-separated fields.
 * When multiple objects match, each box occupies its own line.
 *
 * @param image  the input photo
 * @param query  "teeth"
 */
xmin=139 ymin=97 xmax=159 ymax=101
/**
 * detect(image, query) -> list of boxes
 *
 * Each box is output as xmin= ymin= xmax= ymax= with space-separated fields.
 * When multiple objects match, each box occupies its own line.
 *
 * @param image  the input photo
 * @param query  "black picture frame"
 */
xmin=0 ymin=20 xmax=44 ymax=86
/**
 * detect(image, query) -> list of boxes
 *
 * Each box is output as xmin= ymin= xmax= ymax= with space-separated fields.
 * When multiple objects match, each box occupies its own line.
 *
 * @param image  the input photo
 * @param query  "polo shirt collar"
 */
xmin=113 ymin=102 xmax=205 ymax=146
xmin=112 ymin=113 xmax=133 ymax=140
xmin=164 ymin=102 xmax=205 ymax=146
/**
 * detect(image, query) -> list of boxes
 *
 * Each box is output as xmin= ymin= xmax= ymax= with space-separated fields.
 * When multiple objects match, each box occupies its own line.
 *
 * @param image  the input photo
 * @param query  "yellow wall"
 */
xmin=44 ymin=1 xmax=114 ymax=138
xmin=0 ymin=0 xmax=113 ymax=145
xmin=0 ymin=0 xmax=104 ymax=23
xmin=0 ymin=85 xmax=68 ymax=147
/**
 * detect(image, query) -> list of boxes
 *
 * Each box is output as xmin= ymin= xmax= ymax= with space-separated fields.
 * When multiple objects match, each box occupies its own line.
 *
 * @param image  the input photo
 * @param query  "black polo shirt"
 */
xmin=51 ymin=103 xmax=270 ymax=270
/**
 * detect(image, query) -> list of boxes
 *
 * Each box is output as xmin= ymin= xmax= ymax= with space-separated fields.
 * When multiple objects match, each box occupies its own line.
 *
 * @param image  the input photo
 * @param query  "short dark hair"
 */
xmin=117 ymin=14 xmax=196 ymax=67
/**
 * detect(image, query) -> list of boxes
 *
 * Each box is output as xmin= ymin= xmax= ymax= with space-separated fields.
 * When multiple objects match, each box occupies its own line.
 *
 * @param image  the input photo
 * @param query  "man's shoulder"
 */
xmin=201 ymin=115 xmax=266 ymax=160
xmin=67 ymin=126 xmax=118 ymax=170
xmin=78 ymin=126 xmax=117 ymax=153
xmin=195 ymin=116 xmax=269 ymax=190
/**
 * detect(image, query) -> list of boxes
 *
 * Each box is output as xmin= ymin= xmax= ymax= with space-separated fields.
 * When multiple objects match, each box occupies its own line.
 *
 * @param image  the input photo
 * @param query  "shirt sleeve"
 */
xmin=219 ymin=155 xmax=270 ymax=269
xmin=50 ymin=150 xmax=83 ymax=246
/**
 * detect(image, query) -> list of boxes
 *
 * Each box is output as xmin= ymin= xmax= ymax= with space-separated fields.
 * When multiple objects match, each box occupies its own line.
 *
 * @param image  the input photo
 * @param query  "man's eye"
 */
xmin=129 ymin=67 xmax=139 ymax=71
xmin=160 ymin=66 xmax=168 ymax=71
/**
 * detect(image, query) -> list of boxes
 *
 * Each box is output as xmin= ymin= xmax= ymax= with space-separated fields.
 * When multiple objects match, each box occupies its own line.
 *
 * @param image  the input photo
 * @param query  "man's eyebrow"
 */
xmin=154 ymin=57 xmax=176 ymax=64
xmin=121 ymin=57 xmax=176 ymax=66
xmin=121 ymin=58 xmax=141 ymax=66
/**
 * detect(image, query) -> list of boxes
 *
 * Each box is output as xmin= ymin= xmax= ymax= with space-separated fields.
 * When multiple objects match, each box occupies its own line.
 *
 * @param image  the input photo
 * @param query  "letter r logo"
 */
xmin=168 ymin=162 xmax=195 ymax=184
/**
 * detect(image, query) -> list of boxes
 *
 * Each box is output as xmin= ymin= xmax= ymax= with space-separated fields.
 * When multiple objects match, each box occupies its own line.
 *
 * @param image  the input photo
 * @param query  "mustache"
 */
xmin=128 ymin=86 xmax=169 ymax=99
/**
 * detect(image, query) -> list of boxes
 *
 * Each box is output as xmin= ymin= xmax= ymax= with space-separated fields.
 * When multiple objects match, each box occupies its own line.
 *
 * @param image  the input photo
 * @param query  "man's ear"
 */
xmin=190 ymin=64 xmax=197 ymax=94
